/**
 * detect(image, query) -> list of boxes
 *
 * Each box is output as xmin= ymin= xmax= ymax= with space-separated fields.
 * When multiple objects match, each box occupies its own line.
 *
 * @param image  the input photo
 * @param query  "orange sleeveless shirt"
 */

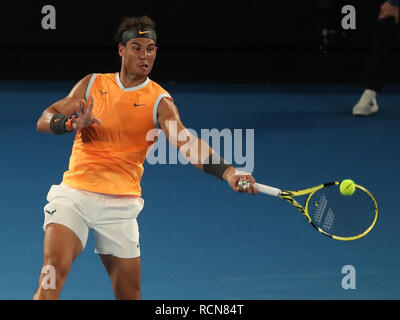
xmin=62 ymin=73 xmax=172 ymax=196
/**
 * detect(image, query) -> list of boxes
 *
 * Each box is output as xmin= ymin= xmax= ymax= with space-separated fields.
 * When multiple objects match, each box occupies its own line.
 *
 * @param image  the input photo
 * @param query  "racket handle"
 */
xmin=254 ymin=183 xmax=281 ymax=197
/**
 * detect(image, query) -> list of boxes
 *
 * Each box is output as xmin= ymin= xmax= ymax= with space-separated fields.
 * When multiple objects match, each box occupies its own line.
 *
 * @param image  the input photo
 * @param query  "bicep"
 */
xmin=157 ymin=98 xmax=212 ymax=167
xmin=51 ymin=74 xmax=93 ymax=115
xmin=157 ymin=98 xmax=185 ymax=140
xmin=37 ymin=74 xmax=92 ymax=132
xmin=157 ymin=98 xmax=198 ymax=149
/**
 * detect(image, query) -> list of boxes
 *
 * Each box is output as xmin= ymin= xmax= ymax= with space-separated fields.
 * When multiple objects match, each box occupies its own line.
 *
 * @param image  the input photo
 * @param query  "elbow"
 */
xmin=36 ymin=108 xmax=53 ymax=133
xmin=36 ymin=118 xmax=44 ymax=132
xmin=36 ymin=115 xmax=49 ymax=133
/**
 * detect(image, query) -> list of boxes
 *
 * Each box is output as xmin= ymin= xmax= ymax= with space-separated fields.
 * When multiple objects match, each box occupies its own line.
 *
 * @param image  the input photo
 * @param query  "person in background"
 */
xmin=353 ymin=0 xmax=399 ymax=116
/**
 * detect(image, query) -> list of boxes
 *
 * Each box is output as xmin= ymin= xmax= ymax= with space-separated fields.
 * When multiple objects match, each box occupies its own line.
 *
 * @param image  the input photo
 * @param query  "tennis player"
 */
xmin=33 ymin=16 xmax=258 ymax=300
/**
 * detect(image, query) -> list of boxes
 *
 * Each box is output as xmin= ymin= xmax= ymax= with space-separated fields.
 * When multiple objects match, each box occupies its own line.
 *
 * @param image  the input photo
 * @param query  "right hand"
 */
xmin=71 ymin=95 xmax=102 ymax=131
xmin=379 ymin=2 xmax=399 ymax=23
xmin=223 ymin=167 xmax=259 ymax=195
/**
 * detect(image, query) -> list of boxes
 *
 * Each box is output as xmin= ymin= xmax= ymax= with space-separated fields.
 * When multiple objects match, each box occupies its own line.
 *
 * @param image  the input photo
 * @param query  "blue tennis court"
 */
xmin=0 ymin=81 xmax=399 ymax=299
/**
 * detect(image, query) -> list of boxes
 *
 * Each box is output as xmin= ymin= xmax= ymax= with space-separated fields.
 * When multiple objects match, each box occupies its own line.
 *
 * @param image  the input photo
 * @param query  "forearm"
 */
xmin=37 ymin=107 xmax=72 ymax=133
xmin=176 ymin=134 xmax=233 ymax=179
xmin=36 ymin=74 xmax=92 ymax=134
xmin=181 ymin=138 xmax=254 ymax=192
xmin=36 ymin=95 xmax=83 ymax=134
xmin=177 ymin=134 xmax=212 ymax=169
xmin=157 ymin=96 xmax=256 ymax=193
xmin=158 ymin=99 xmax=234 ymax=179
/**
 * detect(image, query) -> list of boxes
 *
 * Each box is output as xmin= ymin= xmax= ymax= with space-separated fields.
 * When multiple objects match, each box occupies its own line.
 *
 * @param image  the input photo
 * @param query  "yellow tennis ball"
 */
xmin=340 ymin=179 xmax=356 ymax=196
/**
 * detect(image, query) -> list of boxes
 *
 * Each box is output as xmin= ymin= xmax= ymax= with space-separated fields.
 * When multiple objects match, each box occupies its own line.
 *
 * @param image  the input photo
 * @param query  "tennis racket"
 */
xmin=246 ymin=180 xmax=378 ymax=241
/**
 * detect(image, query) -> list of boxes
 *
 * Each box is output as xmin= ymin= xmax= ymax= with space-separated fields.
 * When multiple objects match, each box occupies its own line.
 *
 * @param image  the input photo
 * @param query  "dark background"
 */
xmin=0 ymin=0 xmax=398 ymax=84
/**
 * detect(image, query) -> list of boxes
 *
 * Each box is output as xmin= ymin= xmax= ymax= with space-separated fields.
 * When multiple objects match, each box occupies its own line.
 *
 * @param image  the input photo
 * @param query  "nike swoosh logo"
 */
xmin=100 ymin=90 xmax=108 ymax=95
xmin=139 ymin=30 xmax=150 ymax=35
xmin=134 ymin=103 xmax=146 ymax=107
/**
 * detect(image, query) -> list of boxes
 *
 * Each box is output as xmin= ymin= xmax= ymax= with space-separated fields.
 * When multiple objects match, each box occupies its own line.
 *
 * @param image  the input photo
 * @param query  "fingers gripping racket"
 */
xmin=252 ymin=181 xmax=378 ymax=241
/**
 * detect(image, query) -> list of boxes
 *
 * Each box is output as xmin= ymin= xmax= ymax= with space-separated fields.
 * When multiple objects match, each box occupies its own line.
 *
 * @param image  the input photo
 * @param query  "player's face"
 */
xmin=119 ymin=38 xmax=157 ymax=77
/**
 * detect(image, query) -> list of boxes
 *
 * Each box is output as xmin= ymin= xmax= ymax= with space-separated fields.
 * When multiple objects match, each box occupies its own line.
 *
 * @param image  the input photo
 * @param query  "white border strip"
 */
xmin=116 ymin=73 xmax=150 ymax=91
xmin=153 ymin=93 xmax=172 ymax=128
xmin=85 ymin=73 xmax=97 ymax=101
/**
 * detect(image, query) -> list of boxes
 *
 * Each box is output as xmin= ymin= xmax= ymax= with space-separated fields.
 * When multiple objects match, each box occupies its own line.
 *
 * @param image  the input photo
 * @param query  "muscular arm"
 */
xmin=157 ymin=97 xmax=214 ymax=170
xmin=157 ymin=98 xmax=257 ymax=193
xmin=36 ymin=74 xmax=92 ymax=133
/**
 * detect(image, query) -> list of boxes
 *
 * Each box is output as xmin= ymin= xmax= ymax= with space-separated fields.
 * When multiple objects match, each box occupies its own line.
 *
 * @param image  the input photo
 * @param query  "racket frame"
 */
xmin=254 ymin=181 xmax=379 ymax=241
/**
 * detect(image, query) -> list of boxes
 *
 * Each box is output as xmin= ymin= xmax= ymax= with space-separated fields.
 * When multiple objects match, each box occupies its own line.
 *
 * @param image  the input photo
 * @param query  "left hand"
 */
xmin=71 ymin=95 xmax=102 ymax=131
xmin=223 ymin=167 xmax=258 ymax=195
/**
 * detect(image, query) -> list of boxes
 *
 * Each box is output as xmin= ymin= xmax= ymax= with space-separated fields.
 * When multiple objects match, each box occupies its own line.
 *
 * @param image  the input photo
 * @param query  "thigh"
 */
xmin=99 ymin=254 xmax=141 ymax=300
xmin=43 ymin=223 xmax=83 ymax=265
xmin=34 ymin=223 xmax=84 ymax=299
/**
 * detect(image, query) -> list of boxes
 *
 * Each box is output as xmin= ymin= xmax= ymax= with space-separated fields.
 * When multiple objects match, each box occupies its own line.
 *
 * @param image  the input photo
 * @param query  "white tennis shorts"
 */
xmin=43 ymin=183 xmax=144 ymax=258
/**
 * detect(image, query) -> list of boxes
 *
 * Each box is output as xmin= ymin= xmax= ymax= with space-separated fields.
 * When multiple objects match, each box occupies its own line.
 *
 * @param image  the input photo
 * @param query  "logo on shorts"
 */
xmin=45 ymin=209 xmax=56 ymax=215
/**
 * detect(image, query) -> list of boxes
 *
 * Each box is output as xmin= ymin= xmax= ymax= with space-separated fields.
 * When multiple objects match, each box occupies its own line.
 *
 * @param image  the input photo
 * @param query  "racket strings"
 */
xmin=307 ymin=186 xmax=377 ymax=238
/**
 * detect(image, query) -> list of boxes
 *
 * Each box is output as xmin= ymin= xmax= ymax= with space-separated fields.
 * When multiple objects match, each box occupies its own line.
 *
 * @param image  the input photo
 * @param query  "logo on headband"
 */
xmin=121 ymin=28 xmax=157 ymax=44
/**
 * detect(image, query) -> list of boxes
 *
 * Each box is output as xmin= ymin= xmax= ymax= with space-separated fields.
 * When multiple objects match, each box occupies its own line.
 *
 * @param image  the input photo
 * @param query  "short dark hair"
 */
xmin=114 ymin=16 xmax=156 ymax=44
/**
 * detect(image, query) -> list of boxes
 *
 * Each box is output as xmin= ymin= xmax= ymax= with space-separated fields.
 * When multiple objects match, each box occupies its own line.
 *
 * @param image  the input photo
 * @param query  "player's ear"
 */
xmin=118 ymin=43 xmax=125 ymax=57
